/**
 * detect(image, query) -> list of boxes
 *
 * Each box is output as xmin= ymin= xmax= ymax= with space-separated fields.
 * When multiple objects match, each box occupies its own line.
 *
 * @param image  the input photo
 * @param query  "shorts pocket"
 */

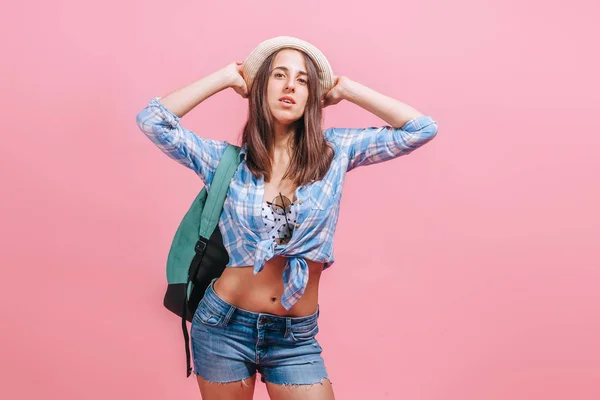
xmin=290 ymin=324 xmax=319 ymax=342
xmin=193 ymin=303 xmax=224 ymax=327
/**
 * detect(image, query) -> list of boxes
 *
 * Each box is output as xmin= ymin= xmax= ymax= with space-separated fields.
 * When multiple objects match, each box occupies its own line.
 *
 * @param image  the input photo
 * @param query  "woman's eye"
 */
xmin=273 ymin=72 xmax=306 ymax=84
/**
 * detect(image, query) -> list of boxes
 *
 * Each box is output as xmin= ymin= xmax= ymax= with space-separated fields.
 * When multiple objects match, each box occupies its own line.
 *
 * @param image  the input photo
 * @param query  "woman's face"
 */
xmin=266 ymin=49 xmax=310 ymax=127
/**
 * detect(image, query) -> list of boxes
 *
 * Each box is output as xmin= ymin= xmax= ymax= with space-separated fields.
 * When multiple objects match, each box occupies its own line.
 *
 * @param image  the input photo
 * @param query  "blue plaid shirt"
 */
xmin=136 ymin=97 xmax=438 ymax=309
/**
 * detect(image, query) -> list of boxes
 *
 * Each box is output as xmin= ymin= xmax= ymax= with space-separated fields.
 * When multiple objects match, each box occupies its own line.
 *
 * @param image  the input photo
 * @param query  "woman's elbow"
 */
xmin=423 ymin=120 xmax=439 ymax=141
xmin=411 ymin=118 xmax=439 ymax=146
xmin=135 ymin=108 xmax=170 ymax=138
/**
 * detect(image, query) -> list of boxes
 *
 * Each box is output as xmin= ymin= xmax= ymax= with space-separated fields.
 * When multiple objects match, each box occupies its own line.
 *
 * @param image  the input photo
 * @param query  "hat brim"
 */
xmin=241 ymin=36 xmax=334 ymax=99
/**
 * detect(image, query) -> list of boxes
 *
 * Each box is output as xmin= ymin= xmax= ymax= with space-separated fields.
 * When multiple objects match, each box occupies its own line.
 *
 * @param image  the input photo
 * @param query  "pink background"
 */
xmin=2 ymin=0 xmax=599 ymax=399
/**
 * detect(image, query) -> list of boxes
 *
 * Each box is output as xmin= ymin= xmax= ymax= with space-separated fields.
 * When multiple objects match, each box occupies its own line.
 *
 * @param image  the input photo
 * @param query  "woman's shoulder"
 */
xmin=322 ymin=126 xmax=340 ymax=142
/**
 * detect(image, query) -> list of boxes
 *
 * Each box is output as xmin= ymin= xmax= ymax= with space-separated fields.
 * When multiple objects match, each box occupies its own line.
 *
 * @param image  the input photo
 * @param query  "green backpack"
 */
xmin=162 ymin=143 xmax=241 ymax=377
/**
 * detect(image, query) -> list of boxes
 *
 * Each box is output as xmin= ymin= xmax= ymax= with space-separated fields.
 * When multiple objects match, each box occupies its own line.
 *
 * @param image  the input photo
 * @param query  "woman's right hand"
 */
xmin=222 ymin=61 xmax=249 ymax=99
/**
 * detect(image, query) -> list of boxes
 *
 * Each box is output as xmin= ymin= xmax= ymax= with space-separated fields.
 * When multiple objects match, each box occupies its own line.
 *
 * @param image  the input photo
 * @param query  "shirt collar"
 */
xmin=238 ymin=143 xmax=247 ymax=162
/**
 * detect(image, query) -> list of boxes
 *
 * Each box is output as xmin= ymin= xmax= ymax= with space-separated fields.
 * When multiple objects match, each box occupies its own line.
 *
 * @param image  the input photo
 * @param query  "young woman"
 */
xmin=136 ymin=36 xmax=438 ymax=400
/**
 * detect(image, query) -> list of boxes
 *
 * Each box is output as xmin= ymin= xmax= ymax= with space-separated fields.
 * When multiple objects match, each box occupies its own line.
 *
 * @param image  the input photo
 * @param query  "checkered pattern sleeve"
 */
xmin=135 ymin=97 xmax=228 ymax=187
xmin=326 ymin=115 xmax=438 ymax=172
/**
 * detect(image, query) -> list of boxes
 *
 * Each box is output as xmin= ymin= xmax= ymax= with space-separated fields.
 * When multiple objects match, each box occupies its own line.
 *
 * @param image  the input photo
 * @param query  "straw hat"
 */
xmin=241 ymin=36 xmax=335 ymax=98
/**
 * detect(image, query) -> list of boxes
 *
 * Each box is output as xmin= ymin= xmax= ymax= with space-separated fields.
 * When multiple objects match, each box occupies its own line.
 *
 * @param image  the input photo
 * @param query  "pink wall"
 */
xmin=2 ymin=0 xmax=599 ymax=399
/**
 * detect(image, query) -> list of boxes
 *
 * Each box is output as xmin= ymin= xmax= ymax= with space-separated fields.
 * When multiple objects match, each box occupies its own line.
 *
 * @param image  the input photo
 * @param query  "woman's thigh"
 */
xmin=266 ymin=378 xmax=334 ymax=400
xmin=261 ymin=327 xmax=333 ymax=399
xmin=197 ymin=374 xmax=257 ymax=400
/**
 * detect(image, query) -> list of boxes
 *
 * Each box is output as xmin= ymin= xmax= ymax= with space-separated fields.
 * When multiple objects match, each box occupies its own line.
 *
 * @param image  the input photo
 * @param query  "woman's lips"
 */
xmin=279 ymin=100 xmax=294 ymax=108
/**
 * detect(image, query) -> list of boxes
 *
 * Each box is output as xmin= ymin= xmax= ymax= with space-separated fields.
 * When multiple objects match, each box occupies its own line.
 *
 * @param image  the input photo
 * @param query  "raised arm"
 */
xmin=157 ymin=62 xmax=247 ymax=118
xmin=135 ymin=63 xmax=248 ymax=186
xmin=324 ymin=76 xmax=438 ymax=171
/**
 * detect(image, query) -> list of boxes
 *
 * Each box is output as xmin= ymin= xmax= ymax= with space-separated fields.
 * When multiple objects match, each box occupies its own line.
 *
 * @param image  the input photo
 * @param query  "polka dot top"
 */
xmin=261 ymin=201 xmax=298 ymax=245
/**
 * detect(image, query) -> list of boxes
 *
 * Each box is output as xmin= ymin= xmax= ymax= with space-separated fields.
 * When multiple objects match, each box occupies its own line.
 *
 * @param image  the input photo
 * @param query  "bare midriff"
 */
xmin=213 ymin=256 xmax=324 ymax=317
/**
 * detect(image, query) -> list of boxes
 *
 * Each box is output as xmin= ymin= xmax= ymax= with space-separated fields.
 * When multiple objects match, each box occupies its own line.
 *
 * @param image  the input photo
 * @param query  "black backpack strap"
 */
xmin=183 ymin=276 xmax=192 ymax=376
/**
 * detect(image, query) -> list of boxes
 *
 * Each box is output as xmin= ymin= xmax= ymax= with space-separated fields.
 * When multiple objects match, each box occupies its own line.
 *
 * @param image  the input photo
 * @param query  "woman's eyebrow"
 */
xmin=273 ymin=66 xmax=308 ymax=76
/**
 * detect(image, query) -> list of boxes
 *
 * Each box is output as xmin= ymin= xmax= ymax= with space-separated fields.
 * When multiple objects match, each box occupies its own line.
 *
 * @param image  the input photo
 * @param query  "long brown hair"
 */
xmin=241 ymin=48 xmax=334 ymax=186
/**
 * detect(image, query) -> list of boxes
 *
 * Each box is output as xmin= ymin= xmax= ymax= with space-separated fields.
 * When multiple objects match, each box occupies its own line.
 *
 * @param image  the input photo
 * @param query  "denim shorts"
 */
xmin=190 ymin=278 xmax=329 ymax=385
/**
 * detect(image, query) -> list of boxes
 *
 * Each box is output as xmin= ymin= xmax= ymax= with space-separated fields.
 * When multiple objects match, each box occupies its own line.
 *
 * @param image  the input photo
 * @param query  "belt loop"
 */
xmin=285 ymin=317 xmax=291 ymax=338
xmin=222 ymin=304 xmax=236 ymax=326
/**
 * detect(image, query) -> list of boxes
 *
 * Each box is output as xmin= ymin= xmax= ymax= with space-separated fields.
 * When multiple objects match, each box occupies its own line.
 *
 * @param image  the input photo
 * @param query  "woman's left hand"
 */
xmin=322 ymin=76 xmax=351 ymax=108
